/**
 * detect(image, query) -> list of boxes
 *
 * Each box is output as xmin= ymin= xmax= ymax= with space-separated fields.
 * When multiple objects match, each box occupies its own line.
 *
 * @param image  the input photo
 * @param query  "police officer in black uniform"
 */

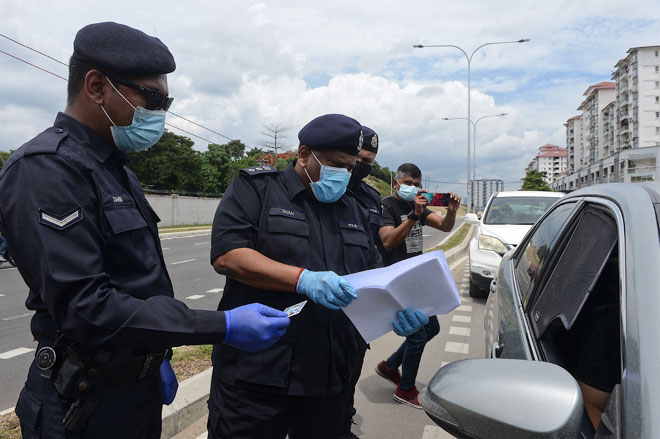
xmin=347 ymin=126 xmax=382 ymax=246
xmin=209 ymin=114 xmax=429 ymax=438
xmin=0 ymin=22 xmax=289 ymax=439
xmin=343 ymin=125 xmax=381 ymax=438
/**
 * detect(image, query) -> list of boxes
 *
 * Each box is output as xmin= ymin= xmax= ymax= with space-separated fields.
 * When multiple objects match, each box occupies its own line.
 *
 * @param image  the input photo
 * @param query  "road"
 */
xmin=0 ymin=217 xmax=463 ymax=413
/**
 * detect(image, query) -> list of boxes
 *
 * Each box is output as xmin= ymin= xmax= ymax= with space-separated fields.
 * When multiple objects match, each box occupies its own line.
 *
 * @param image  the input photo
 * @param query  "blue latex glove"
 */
xmin=224 ymin=303 xmax=290 ymax=352
xmin=296 ymin=269 xmax=357 ymax=310
xmin=392 ymin=308 xmax=429 ymax=337
xmin=159 ymin=358 xmax=178 ymax=405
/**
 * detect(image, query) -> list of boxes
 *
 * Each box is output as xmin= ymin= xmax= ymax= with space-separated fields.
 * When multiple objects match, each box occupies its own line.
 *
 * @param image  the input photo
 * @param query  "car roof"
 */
xmin=493 ymin=191 xmax=564 ymax=198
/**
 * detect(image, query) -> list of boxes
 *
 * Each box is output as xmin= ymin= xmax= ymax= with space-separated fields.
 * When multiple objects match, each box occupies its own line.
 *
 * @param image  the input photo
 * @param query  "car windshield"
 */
xmin=484 ymin=196 xmax=559 ymax=225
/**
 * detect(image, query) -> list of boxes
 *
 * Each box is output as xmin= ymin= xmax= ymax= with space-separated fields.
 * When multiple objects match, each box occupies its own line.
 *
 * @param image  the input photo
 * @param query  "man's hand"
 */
xmin=159 ymin=359 xmax=178 ymax=405
xmin=296 ymin=269 xmax=357 ymax=310
xmin=413 ymin=190 xmax=428 ymax=217
xmin=392 ymin=308 xmax=429 ymax=336
xmin=447 ymin=192 xmax=462 ymax=213
xmin=224 ymin=303 xmax=290 ymax=352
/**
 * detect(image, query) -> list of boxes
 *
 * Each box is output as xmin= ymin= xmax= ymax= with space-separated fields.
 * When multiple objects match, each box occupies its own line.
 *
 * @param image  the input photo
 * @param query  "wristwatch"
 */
xmin=407 ymin=211 xmax=420 ymax=221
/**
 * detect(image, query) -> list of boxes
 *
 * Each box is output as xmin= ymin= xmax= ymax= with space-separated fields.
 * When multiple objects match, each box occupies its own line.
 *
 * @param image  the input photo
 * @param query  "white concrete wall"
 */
xmin=146 ymin=194 xmax=221 ymax=227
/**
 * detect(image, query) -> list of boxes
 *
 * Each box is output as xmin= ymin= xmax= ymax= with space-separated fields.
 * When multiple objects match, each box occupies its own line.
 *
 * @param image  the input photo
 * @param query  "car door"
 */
xmin=487 ymin=200 xmax=580 ymax=360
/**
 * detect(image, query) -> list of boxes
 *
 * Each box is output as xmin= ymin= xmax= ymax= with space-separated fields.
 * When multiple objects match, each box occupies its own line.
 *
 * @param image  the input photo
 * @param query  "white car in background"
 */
xmin=465 ymin=191 xmax=564 ymax=297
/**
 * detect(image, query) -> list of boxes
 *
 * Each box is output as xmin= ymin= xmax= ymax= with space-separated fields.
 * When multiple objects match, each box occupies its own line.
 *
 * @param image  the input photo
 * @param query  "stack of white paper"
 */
xmin=343 ymin=250 xmax=461 ymax=343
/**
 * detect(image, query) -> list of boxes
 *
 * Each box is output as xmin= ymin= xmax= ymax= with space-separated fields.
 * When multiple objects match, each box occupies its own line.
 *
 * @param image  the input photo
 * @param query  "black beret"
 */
xmin=298 ymin=114 xmax=363 ymax=156
xmin=73 ymin=22 xmax=176 ymax=76
xmin=361 ymin=125 xmax=378 ymax=153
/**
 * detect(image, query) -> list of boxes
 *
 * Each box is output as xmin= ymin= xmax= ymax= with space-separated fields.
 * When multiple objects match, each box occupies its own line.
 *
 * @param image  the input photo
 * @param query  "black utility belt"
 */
xmin=36 ymin=343 xmax=168 ymax=390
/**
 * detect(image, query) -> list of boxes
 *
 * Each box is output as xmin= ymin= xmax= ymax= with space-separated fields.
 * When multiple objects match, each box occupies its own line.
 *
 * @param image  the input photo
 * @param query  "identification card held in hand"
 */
xmin=284 ymin=300 xmax=307 ymax=317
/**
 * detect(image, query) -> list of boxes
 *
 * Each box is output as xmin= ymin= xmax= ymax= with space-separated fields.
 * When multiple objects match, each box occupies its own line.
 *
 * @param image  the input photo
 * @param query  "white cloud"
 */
xmin=1 ymin=0 xmax=660 ymax=195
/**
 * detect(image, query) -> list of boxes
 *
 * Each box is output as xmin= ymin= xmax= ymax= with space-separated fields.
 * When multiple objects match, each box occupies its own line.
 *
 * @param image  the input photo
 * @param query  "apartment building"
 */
xmin=526 ymin=144 xmax=567 ymax=184
xmin=553 ymin=46 xmax=660 ymax=191
xmin=469 ymin=179 xmax=503 ymax=212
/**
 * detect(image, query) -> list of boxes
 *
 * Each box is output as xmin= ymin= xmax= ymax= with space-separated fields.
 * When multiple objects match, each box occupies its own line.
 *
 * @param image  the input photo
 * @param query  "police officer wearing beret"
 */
xmin=0 ymin=22 xmax=289 ymax=439
xmin=341 ymin=125 xmax=382 ymax=438
xmin=209 ymin=114 xmax=429 ymax=438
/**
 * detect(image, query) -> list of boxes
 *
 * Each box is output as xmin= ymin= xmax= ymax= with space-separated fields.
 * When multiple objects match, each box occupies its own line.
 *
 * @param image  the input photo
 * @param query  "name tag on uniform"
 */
xmin=268 ymin=207 xmax=306 ymax=221
xmin=338 ymin=220 xmax=365 ymax=232
xmin=369 ymin=207 xmax=379 ymax=215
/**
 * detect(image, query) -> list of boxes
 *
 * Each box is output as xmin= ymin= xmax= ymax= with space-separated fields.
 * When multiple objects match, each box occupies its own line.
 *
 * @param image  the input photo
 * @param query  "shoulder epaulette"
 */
xmin=23 ymin=127 xmax=68 ymax=157
xmin=240 ymin=165 xmax=279 ymax=176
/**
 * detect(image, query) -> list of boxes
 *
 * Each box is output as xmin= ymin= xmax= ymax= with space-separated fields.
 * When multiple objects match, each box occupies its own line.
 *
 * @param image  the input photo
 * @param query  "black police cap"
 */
xmin=361 ymin=125 xmax=378 ymax=154
xmin=73 ymin=22 xmax=176 ymax=76
xmin=298 ymin=114 xmax=363 ymax=156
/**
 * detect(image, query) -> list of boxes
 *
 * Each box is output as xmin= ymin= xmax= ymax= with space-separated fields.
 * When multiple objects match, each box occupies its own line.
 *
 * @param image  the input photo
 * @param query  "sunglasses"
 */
xmin=106 ymin=75 xmax=174 ymax=111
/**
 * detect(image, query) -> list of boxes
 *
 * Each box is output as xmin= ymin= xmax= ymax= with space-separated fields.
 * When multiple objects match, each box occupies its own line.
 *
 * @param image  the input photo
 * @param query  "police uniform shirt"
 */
xmin=210 ymin=162 xmax=381 ymax=397
xmin=348 ymin=180 xmax=382 ymax=246
xmin=0 ymin=113 xmax=226 ymax=352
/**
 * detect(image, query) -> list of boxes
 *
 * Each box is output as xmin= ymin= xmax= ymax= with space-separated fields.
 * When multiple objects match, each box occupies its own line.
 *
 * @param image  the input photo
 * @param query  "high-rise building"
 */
xmin=553 ymin=46 xmax=660 ymax=191
xmin=526 ymin=144 xmax=567 ymax=184
xmin=469 ymin=179 xmax=503 ymax=212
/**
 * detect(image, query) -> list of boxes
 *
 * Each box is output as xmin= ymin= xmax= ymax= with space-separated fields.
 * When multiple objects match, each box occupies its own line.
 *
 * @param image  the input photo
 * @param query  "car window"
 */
xmin=514 ymin=202 xmax=576 ymax=307
xmin=529 ymin=206 xmax=618 ymax=337
xmin=484 ymin=196 xmax=560 ymax=225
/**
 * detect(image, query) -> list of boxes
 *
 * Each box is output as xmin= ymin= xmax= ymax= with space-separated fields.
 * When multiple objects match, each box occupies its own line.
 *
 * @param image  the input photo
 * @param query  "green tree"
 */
xmin=521 ymin=170 xmax=552 ymax=191
xmin=0 ymin=150 xmax=12 ymax=169
xmin=371 ymin=161 xmax=393 ymax=183
xmin=128 ymin=130 xmax=204 ymax=192
xmin=201 ymin=139 xmax=250 ymax=193
xmin=247 ymin=147 xmax=267 ymax=158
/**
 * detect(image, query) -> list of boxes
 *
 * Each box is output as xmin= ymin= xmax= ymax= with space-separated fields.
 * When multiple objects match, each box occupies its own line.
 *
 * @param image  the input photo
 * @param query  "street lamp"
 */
xmin=414 ymin=39 xmax=529 ymax=212
xmin=443 ymin=113 xmax=507 ymax=211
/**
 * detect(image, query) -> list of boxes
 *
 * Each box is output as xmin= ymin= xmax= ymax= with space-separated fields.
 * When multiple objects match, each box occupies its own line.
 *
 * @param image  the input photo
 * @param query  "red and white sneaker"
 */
xmin=393 ymin=385 xmax=422 ymax=409
xmin=375 ymin=361 xmax=401 ymax=385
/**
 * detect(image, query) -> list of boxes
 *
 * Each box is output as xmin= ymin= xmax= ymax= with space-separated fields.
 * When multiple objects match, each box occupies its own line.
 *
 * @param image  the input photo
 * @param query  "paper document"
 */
xmin=343 ymin=250 xmax=460 ymax=343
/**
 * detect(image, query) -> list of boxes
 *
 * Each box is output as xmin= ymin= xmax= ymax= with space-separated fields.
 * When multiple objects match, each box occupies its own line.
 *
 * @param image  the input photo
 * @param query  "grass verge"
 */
xmin=170 ymin=344 xmax=213 ymax=381
xmin=425 ymin=223 xmax=472 ymax=253
xmin=0 ymin=412 xmax=20 ymax=439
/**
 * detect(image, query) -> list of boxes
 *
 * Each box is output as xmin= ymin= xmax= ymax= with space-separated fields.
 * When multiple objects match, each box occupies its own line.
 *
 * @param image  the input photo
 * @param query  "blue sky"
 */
xmin=2 ymin=0 xmax=660 ymax=194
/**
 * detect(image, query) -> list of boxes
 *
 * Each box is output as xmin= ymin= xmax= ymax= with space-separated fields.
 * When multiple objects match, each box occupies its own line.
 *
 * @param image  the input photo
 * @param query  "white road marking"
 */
xmin=0 ymin=294 xmax=4 ymax=297
xmin=449 ymin=326 xmax=471 ymax=337
xmin=456 ymin=305 xmax=473 ymax=312
xmin=0 ymin=347 xmax=35 ymax=359
xmin=161 ymin=232 xmax=211 ymax=241
xmin=185 ymin=295 xmax=205 ymax=300
xmin=206 ymin=288 xmax=224 ymax=293
xmin=195 ymin=433 xmax=208 ymax=439
xmin=445 ymin=341 xmax=470 ymax=354
xmin=194 ymin=242 xmax=209 ymax=246
xmin=2 ymin=312 xmax=32 ymax=321
xmin=452 ymin=315 xmax=472 ymax=323
xmin=449 ymin=255 xmax=468 ymax=270
xmin=171 ymin=259 xmax=196 ymax=265
xmin=0 ymin=406 xmax=15 ymax=416
xmin=0 ymin=267 xmax=18 ymax=271
xmin=162 ymin=247 xmax=170 ymax=250
xmin=440 ymin=362 xmax=450 ymax=367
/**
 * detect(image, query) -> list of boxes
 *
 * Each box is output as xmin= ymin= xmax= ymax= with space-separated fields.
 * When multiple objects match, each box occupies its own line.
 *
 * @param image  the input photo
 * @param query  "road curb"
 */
xmin=441 ymin=223 xmax=474 ymax=266
xmin=161 ymin=368 xmax=212 ymax=439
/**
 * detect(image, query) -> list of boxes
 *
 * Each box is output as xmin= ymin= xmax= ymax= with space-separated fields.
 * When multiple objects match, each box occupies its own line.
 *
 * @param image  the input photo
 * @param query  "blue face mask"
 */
xmin=397 ymin=183 xmax=418 ymax=202
xmin=304 ymin=151 xmax=351 ymax=203
xmin=100 ymin=79 xmax=166 ymax=153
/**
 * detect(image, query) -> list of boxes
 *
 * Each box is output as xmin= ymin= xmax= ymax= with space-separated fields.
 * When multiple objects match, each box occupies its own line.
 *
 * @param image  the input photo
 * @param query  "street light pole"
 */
xmin=443 ymin=113 xmax=507 ymax=210
xmin=413 ymin=39 xmax=529 ymax=213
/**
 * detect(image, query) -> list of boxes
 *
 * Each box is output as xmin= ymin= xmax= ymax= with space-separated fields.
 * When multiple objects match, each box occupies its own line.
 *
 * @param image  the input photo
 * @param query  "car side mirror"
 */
xmin=465 ymin=213 xmax=479 ymax=224
xmin=419 ymin=359 xmax=584 ymax=439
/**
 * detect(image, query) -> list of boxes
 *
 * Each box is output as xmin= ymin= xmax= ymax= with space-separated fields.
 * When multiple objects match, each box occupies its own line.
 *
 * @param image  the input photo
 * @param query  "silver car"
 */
xmin=420 ymin=183 xmax=660 ymax=438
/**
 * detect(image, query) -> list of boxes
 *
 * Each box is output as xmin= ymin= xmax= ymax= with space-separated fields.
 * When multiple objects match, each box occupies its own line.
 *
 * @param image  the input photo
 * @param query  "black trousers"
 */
xmin=207 ymin=377 xmax=353 ymax=439
xmin=16 ymin=360 xmax=162 ymax=439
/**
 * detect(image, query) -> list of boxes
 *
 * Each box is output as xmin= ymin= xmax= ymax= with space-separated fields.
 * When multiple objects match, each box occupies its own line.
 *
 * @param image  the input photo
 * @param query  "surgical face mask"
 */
xmin=304 ymin=151 xmax=351 ymax=203
xmin=100 ymin=78 xmax=166 ymax=153
xmin=397 ymin=183 xmax=419 ymax=202
xmin=348 ymin=160 xmax=372 ymax=188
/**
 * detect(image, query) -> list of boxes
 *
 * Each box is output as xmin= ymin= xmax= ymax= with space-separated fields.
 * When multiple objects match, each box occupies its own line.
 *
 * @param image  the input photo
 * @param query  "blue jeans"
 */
xmin=0 ymin=235 xmax=6 ymax=257
xmin=386 ymin=315 xmax=440 ymax=390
